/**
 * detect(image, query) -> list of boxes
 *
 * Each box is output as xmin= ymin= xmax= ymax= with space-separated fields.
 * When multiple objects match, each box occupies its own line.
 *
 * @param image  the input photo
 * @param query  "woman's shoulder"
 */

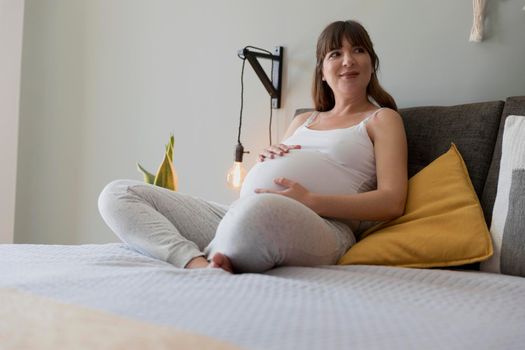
xmin=365 ymin=107 xmax=405 ymax=141
xmin=368 ymin=107 xmax=403 ymax=125
xmin=290 ymin=110 xmax=318 ymax=129
xmin=294 ymin=110 xmax=317 ymax=123
xmin=282 ymin=110 xmax=318 ymax=140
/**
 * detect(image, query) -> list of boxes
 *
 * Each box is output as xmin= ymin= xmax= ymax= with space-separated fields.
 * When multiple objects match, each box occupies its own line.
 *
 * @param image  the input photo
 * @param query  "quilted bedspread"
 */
xmin=1 ymin=243 xmax=524 ymax=350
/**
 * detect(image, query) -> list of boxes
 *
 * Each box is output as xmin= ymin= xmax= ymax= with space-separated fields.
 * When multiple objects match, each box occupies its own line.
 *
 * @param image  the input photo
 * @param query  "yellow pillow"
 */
xmin=338 ymin=144 xmax=493 ymax=268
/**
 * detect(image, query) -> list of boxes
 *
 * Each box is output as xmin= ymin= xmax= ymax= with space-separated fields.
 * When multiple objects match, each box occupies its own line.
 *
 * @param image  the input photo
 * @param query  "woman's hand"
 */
xmin=255 ymin=177 xmax=313 ymax=208
xmin=258 ymin=144 xmax=301 ymax=162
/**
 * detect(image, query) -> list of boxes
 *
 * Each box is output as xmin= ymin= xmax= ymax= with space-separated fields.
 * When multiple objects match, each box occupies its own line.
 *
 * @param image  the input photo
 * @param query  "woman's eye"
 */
xmin=328 ymin=51 xmax=340 ymax=59
xmin=353 ymin=47 xmax=365 ymax=53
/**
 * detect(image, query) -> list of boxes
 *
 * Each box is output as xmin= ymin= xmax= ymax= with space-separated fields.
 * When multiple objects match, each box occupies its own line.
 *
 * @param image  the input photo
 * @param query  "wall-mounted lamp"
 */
xmin=226 ymin=46 xmax=284 ymax=189
xmin=241 ymin=46 xmax=284 ymax=109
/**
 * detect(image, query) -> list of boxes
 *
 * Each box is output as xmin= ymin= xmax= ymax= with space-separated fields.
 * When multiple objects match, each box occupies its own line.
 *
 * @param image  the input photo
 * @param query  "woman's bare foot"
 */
xmin=209 ymin=253 xmax=234 ymax=273
xmin=185 ymin=256 xmax=209 ymax=269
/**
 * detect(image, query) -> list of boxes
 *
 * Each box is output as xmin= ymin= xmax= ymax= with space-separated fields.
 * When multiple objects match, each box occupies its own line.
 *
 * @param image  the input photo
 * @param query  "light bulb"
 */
xmin=226 ymin=161 xmax=247 ymax=189
xmin=226 ymin=143 xmax=249 ymax=189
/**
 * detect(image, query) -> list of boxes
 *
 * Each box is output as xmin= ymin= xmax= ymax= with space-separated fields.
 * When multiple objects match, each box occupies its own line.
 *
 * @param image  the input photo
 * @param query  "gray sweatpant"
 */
xmin=98 ymin=179 xmax=355 ymax=273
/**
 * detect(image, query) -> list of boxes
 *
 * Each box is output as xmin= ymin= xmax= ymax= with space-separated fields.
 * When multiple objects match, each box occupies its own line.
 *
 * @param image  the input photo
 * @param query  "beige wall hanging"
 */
xmin=469 ymin=0 xmax=486 ymax=42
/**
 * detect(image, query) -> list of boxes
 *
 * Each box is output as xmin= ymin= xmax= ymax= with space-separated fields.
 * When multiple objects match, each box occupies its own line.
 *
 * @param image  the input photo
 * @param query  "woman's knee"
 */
xmin=98 ymin=179 xmax=142 ymax=217
xmin=210 ymin=194 xmax=308 ymax=271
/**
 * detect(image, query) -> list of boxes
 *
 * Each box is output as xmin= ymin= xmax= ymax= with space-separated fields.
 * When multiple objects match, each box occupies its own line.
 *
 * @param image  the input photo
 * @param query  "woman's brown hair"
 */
xmin=312 ymin=20 xmax=397 ymax=111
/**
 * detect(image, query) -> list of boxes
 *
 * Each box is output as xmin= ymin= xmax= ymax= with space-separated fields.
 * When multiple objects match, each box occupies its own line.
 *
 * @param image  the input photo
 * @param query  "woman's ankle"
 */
xmin=185 ymin=256 xmax=208 ymax=269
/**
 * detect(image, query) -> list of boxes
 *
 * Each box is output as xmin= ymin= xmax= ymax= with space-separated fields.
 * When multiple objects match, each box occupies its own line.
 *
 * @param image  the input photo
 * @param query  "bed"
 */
xmin=1 ymin=243 xmax=525 ymax=349
xmin=2 ymin=97 xmax=525 ymax=349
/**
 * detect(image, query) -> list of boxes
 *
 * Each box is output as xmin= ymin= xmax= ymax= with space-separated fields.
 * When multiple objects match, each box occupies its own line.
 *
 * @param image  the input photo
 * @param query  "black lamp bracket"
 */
xmin=239 ymin=46 xmax=284 ymax=109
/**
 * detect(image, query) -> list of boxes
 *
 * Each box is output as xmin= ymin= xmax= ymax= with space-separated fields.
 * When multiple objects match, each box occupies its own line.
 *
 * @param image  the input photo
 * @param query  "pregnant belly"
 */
xmin=240 ymin=150 xmax=358 ymax=197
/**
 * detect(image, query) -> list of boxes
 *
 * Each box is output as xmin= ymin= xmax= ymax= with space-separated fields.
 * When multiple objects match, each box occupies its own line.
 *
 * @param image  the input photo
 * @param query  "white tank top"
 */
xmin=239 ymin=109 xmax=381 ymax=198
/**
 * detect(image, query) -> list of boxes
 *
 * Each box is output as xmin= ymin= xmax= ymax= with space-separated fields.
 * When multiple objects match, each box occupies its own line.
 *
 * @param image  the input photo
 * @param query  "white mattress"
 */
xmin=1 ymin=243 xmax=525 ymax=350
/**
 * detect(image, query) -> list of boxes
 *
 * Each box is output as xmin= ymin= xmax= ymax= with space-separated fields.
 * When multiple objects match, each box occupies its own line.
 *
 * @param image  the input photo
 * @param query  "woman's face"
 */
xmin=321 ymin=38 xmax=373 ymax=98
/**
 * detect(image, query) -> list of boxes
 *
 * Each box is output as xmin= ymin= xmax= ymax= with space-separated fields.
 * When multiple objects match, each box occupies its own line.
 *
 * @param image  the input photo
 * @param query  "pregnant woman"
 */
xmin=98 ymin=20 xmax=407 ymax=273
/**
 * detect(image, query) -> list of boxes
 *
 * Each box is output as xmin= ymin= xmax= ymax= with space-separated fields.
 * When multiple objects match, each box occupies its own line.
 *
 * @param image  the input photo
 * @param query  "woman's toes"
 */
xmin=209 ymin=253 xmax=234 ymax=273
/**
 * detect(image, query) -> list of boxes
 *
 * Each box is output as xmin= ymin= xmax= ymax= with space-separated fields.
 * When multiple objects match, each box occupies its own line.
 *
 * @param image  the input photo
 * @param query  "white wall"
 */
xmin=15 ymin=0 xmax=525 ymax=244
xmin=0 ymin=0 xmax=24 ymax=243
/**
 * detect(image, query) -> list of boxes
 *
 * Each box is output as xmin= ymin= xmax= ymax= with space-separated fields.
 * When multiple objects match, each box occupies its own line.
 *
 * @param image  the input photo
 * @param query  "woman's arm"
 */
xmin=257 ymin=109 xmax=408 ymax=222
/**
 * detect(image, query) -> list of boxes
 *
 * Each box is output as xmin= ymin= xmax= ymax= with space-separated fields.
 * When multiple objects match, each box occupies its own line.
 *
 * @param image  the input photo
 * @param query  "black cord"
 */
xmin=237 ymin=58 xmax=246 ymax=145
xmin=238 ymin=45 xmax=273 ymax=58
xmin=269 ymin=60 xmax=274 ymax=146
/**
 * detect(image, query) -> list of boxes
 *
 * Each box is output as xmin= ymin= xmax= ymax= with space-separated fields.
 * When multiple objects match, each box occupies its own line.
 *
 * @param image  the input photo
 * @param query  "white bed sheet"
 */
xmin=1 ymin=243 xmax=524 ymax=350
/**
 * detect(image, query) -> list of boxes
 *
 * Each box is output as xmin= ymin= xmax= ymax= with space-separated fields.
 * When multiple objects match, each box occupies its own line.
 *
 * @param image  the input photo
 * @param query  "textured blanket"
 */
xmin=1 ymin=243 xmax=525 ymax=350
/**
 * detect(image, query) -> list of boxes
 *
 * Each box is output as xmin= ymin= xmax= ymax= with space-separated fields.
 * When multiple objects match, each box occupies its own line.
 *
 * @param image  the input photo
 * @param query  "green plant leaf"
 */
xmin=136 ymin=162 xmax=155 ymax=184
xmin=153 ymin=148 xmax=178 ymax=191
xmin=166 ymin=133 xmax=174 ymax=161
